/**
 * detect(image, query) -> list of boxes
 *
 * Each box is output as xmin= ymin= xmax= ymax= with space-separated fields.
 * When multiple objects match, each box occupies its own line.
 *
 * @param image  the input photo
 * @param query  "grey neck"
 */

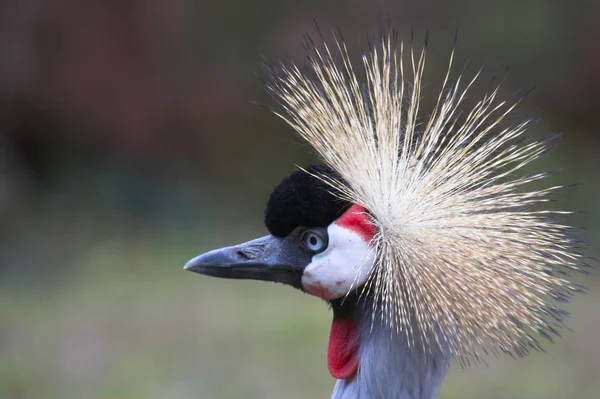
xmin=330 ymin=304 xmax=452 ymax=399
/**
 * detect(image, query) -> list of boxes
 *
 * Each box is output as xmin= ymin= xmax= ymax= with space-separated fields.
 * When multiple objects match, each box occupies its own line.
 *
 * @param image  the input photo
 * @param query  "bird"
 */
xmin=184 ymin=28 xmax=589 ymax=399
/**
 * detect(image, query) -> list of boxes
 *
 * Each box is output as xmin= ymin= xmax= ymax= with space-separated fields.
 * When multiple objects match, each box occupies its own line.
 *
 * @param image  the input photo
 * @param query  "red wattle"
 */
xmin=327 ymin=317 xmax=360 ymax=379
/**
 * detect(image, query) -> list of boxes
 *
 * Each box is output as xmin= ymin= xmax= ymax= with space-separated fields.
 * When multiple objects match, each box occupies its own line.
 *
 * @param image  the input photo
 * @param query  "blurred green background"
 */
xmin=1 ymin=1 xmax=599 ymax=398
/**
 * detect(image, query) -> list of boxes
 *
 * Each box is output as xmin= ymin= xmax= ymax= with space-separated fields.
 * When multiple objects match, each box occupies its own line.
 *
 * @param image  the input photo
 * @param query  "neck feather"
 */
xmin=330 ymin=300 xmax=451 ymax=399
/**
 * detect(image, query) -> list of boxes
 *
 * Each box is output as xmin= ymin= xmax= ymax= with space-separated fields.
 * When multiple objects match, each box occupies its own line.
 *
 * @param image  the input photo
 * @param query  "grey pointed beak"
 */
xmin=184 ymin=234 xmax=310 ymax=289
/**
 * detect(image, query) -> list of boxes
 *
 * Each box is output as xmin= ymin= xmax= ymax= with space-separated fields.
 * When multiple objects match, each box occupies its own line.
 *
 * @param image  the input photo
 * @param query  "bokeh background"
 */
xmin=1 ymin=1 xmax=599 ymax=398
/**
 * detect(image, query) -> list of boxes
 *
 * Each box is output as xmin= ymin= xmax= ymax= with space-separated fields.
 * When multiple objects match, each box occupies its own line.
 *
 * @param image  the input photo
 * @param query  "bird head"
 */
xmin=185 ymin=165 xmax=375 ymax=302
xmin=185 ymin=165 xmax=377 ymax=379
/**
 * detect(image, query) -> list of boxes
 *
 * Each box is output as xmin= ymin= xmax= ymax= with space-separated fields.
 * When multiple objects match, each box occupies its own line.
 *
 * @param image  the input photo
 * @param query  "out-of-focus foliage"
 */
xmin=0 ymin=1 xmax=598 ymax=398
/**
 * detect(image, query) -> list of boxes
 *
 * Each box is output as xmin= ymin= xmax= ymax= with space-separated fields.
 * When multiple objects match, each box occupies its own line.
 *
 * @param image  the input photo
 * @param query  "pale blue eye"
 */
xmin=303 ymin=232 xmax=326 ymax=253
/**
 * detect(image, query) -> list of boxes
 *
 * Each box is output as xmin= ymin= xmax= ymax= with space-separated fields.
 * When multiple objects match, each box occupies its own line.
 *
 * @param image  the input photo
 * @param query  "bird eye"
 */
xmin=302 ymin=231 xmax=327 ymax=254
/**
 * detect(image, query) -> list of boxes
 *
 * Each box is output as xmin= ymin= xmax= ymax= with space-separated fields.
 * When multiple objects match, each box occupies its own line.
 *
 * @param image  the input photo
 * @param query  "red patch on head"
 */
xmin=335 ymin=204 xmax=376 ymax=243
xmin=304 ymin=281 xmax=331 ymax=299
xmin=328 ymin=317 xmax=360 ymax=379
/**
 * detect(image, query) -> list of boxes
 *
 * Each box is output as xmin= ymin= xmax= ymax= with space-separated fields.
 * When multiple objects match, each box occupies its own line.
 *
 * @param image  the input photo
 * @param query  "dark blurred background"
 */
xmin=1 ymin=1 xmax=599 ymax=398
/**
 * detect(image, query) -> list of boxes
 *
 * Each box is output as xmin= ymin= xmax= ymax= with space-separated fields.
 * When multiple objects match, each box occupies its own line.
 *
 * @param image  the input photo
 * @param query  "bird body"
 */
xmin=185 ymin=28 xmax=587 ymax=398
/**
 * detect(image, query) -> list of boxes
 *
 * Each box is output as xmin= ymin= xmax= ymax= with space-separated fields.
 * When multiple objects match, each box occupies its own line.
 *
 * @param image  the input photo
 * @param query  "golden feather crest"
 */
xmin=264 ymin=30 xmax=586 ymax=361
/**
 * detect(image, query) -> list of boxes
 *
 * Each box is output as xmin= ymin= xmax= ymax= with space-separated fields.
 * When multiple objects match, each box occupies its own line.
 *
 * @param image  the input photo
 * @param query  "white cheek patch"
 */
xmin=301 ymin=223 xmax=375 ymax=300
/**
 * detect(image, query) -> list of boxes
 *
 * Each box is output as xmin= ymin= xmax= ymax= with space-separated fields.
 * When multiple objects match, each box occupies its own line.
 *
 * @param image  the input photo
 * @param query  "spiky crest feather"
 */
xmin=264 ymin=29 xmax=585 ymax=362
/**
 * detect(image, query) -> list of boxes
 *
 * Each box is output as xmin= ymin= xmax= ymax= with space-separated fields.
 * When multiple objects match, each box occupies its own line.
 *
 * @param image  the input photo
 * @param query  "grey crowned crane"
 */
xmin=184 ymin=30 xmax=587 ymax=399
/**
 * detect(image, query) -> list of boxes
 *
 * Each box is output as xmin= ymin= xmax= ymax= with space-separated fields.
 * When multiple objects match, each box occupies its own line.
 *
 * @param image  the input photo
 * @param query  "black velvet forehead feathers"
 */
xmin=264 ymin=164 xmax=352 ymax=237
